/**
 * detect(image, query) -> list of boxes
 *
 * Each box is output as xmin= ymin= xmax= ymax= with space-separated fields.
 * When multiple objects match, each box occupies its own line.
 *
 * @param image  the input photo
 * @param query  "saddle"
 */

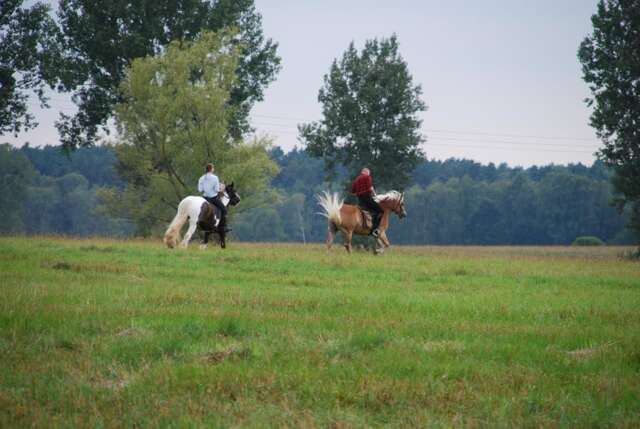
xmin=358 ymin=207 xmax=374 ymax=231
xmin=198 ymin=201 xmax=220 ymax=231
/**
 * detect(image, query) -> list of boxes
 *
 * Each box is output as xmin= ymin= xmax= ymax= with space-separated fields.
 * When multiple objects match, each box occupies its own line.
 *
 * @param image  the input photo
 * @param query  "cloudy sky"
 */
xmin=7 ymin=0 xmax=601 ymax=168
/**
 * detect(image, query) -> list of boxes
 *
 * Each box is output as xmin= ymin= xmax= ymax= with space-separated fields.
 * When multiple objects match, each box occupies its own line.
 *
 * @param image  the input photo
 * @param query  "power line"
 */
xmin=251 ymin=125 xmax=599 ymax=150
xmin=253 ymin=135 xmax=595 ymax=155
xmin=424 ymin=128 xmax=597 ymax=142
xmin=254 ymin=113 xmax=312 ymax=122
xmin=19 ymin=104 xmax=599 ymax=154
xmin=424 ymin=142 xmax=594 ymax=154
xmin=252 ymin=113 xmax=599 ymax=143
xmin=421 ymin=135 xmax=598 ymax=149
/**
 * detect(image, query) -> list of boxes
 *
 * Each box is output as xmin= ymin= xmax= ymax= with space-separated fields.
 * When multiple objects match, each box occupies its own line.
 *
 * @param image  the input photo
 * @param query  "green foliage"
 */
xmin=572 ymin=236 xmax=605 ymax=246
xmin=238 ymin=151 xmax=630 ymax=245
xmin=104 ymin=31 xmax=278 ymax=235
xmin=20 ymin=144 xmax=122 ymax=187
xmin=0 ymin=0 xmax=60 ymax=135
xmin=23 ymin=173 xmax=133 ymax=237
xmin=0 ymin=143 xmax=631 ymax=244
xmin=0 ymin=145 xmax=132 ymax=237
xmin=52 ymin=0 xmax=280 ymax=149
xmin=300 ymin=34 xmax=425 ymax=190
xmin=389 ymin=171 xmax=626 ymax=245
xmin=578 ymin=0 xmax=640 ymax=244
xmin=0 ymin=144 xmax=35 ymax=233
xmin=1 ymin=237 xmax=640 ymax=426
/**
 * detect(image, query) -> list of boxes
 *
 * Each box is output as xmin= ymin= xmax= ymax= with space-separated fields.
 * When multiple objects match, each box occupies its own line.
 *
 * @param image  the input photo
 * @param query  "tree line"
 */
xmin=0 ymin=143 xmax=632 ymax=245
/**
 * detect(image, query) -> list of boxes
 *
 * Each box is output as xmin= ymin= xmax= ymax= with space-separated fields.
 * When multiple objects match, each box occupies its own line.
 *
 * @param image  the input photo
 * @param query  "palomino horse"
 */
xmin=317 ymin=190 xmax=406 ymax=254
xmin=163 ymin=183 xmax=240 ymax=249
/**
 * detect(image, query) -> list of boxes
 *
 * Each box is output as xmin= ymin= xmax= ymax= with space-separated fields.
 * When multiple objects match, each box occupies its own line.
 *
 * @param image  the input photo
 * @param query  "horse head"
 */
xmin=225 ymin=182 xmax=241 ymax=206
xmin=397 ymin=192 xmax=407 ymax=219
xmin=378 ymin=191 xmax=407 ymax=219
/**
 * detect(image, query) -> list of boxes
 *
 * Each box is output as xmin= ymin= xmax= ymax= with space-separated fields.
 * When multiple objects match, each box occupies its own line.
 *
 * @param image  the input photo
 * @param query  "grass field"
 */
xmin=1 ymin=237 xmax=639 ymax=428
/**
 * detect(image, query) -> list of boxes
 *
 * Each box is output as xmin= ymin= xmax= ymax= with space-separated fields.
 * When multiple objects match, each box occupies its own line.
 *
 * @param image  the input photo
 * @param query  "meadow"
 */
xmin=1 ymin=237 xmax=639 ymax=428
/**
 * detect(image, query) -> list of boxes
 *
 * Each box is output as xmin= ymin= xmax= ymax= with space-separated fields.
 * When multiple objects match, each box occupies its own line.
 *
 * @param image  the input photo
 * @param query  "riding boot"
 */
xmin=370 ymin=214 xmax=381 ymax=237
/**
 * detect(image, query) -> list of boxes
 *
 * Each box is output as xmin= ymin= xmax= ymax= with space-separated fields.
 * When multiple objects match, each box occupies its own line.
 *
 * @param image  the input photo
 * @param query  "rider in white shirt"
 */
xmin=197 ymin=163 xmax=228 ymax=231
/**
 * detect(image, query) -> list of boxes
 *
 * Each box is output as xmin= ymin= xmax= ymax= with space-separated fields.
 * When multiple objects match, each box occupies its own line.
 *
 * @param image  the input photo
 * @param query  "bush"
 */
xmin=572 ymin=236 xmax=605 ymax=246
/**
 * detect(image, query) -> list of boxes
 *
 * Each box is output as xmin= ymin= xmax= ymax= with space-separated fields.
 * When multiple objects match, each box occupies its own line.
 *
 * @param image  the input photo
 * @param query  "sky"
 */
xmin=6 ymin=0 xmax=601 ymax=168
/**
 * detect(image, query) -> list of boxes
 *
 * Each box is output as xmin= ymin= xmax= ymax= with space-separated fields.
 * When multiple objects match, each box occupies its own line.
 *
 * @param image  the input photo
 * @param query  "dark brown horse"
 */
xmin=317 ymin=190 xmax=406 ymax=254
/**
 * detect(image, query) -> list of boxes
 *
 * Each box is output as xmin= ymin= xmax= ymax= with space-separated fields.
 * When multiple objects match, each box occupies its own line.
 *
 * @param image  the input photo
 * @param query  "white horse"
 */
xmin=163 ymin=183 xmax=240 ymax=249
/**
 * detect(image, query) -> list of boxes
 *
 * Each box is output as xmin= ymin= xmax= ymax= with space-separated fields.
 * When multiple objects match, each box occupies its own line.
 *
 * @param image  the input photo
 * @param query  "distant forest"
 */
xmin=0 ymin=144 xmax=633 ymax=245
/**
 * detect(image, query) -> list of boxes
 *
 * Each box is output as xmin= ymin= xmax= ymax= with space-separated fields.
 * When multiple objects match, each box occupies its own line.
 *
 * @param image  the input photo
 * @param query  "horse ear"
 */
xmin=230 ymin=181 xmax=234 ymax=187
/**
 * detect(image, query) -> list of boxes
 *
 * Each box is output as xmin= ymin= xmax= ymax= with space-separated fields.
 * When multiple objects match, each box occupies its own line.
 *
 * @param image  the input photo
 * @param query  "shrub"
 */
xmin=572 ymin=236 xmax=605 ymax=246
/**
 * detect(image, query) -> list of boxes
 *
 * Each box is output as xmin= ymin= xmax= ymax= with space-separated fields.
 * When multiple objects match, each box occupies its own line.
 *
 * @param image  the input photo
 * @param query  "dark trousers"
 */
xmin=204 ymin=196 xmax=227 ymax=229
xmin=357 ymin=193 xmax=383 ymax=230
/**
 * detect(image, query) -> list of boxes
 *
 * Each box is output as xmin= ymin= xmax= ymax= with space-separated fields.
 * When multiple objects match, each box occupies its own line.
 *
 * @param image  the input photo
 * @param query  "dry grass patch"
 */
xmin=566 ymin=341 xmax=617 ymax=361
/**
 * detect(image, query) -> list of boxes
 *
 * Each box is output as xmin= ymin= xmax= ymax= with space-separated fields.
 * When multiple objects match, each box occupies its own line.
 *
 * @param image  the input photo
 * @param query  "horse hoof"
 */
xmin=199 ymin=244 xmax=208 ymax=250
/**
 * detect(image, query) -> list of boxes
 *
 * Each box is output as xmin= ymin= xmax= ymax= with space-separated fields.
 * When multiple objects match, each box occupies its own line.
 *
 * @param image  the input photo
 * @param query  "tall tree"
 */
xmin=0 ymin=0 xmax=60 ymax=135
xmin=299 ymin=35 xmax=426 ymax=190
xmin=52 ymin=0 xmax=280 ymax=149
xmin=578 ymin=0 xmax=640 ymax=244
xmin=99 ymin=31 xmax=278 ymax=235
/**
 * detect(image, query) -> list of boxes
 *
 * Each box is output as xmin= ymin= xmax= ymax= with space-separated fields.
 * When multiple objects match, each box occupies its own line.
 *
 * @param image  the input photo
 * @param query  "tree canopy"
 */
xmin=100 ymin=31 xmax=278 ymax=235
xmin=578 ymin=0 xmax=640 ymax=243
xmin=0 ymin=0 xmax=60 ymax=135
xmin=299 ymin=34 xmax=426 ymax=190
xmin=50 ymin=0 xmax=280 ymax=149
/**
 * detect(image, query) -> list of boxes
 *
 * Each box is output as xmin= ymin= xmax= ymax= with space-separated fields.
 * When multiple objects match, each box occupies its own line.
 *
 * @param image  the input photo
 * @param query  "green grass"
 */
xmin=1 ymin=237 xmax=639 ymax=428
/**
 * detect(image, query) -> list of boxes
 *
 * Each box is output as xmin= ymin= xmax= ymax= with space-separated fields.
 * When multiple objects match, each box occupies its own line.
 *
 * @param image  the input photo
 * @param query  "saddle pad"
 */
xmin=359 ymin=208 xmax=372 ymax=230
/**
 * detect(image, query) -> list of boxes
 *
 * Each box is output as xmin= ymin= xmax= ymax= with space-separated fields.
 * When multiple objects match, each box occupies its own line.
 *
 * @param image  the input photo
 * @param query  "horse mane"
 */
xmin=374 ymin=190 xmax=402 ymax=203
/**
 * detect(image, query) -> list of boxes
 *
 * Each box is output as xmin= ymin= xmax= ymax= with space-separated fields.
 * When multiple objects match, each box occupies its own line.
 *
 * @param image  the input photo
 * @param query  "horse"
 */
xmin=163 ymin=182 xmax=240 ymax=250
xmin=317 ymin=190 xmax=406 ymax=254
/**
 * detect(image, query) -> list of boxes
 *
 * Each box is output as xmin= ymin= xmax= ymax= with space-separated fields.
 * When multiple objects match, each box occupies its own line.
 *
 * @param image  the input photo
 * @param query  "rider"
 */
xmin=351 ymin=167 xmax=383 ymax=237
xmin=198 ymin=163 xmax=229 ymax=232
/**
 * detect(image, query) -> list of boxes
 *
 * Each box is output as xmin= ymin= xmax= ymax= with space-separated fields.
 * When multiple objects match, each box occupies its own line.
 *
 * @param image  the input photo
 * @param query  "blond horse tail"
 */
xmin=163 ymin=200 xmax=189 ymax=248
xmin=316 ymin=191 xmax=343 ymax=227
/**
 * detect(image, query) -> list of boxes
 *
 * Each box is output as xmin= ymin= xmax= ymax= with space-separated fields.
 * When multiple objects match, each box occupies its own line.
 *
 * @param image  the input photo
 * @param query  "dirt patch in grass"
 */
xmin=45 ymin=260 xmax=137 ymax=274
xmin=93 ymin=366 xmax=136 ymax=391
xmin=423 ymin=340 xmax=466 ymax=353
xmin=566 ymin=342 xmax=616 ymax=361
xmin=116 ymin=327 xmax=152 ymax=338
xmin=79 ymin=245 xmax=125 ymax=254
xmin=55 ymin=339 xmax=79 ymax=351
xmin=202 ymin=347 xmax=252 ymax=364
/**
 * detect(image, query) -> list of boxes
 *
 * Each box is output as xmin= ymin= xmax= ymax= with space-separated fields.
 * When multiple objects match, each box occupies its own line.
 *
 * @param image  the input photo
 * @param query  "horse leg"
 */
xmin=326 ymin=223 xmax=337 ymax=250
xmin=374 ymin=237 xmax=384 ymax=254
xmin=343 ymin=229 xmax=353 ymax=253
xmin=380 ymin=231 xmax=391 ymax=248
xmin=218 ymin=228 xmax=226 ymax=249
xmin=199 ymin=231 xmax=210 ymax=250
xmin=180 ymin=217 xmax=198 ymax=248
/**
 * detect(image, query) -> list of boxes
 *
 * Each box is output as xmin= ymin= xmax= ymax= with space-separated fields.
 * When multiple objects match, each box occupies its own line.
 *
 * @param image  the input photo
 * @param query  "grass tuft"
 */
xmin=216 ymin=317 xmax=248 ymax=338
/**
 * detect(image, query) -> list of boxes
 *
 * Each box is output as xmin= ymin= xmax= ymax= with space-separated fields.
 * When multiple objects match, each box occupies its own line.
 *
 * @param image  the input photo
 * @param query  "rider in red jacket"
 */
xmin=351 ymin=168 xmax=383 ymax=237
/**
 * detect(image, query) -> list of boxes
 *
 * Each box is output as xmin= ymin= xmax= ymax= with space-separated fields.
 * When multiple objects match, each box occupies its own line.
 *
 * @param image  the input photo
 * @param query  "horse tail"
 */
xmin=317 ymin=191 xmax=343 ymax=227
xmin=163 ymin=199 xmax=189 ymax=248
